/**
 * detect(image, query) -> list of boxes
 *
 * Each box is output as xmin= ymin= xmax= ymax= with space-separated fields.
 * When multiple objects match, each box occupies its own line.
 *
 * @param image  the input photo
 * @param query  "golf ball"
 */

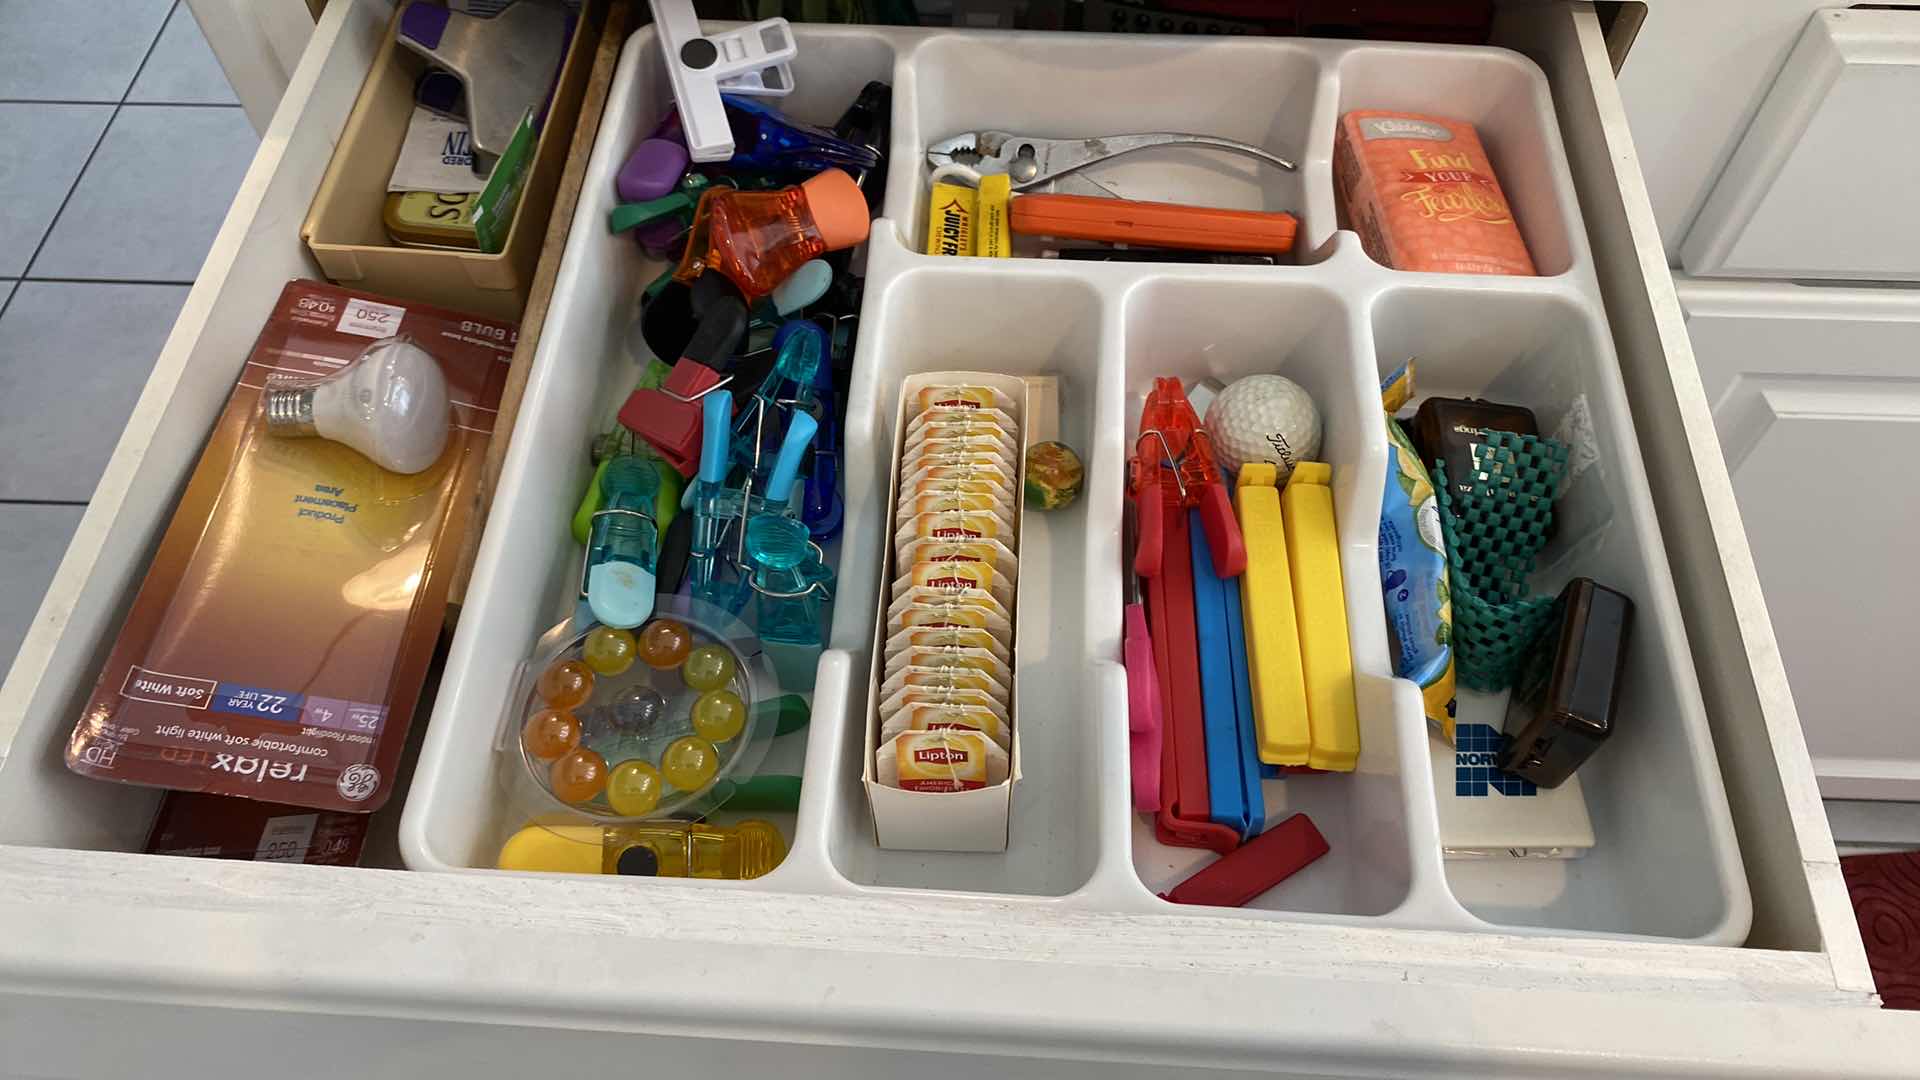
xmin=1203 ymin=375 xmax=1322 ymax=480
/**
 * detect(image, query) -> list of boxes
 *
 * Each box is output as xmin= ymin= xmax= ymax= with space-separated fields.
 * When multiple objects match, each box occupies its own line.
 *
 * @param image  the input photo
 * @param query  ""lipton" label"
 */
xmin=914 ymin=560 xmax=992 ymax=594
xmin=915 ymin=385 xmax=1013 ymax=413
xmin=900 ymin=510 xmax=1004 ymax=544
xmin=895 ymin=730 xmax=989 ymax=792
xmin=912 ymin=705 xmax=1008 ymax=747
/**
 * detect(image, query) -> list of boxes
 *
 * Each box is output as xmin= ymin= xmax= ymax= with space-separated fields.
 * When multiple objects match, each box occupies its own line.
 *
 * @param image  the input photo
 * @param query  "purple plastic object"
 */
xmin=618 ymin=138 xmax=690 ymax=203
xmin=650 ymin=108 xmax=686 ymax=143
xmin=634 ymin=215 xmax=687 ymax=257
xmin=398 ymin=2 xmax=449 ymax=49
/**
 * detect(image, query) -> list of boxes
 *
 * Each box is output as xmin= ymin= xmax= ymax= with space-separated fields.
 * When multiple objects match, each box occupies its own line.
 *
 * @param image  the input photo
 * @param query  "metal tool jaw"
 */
xmin=925 ymin=130 xmax=1296 ymax=197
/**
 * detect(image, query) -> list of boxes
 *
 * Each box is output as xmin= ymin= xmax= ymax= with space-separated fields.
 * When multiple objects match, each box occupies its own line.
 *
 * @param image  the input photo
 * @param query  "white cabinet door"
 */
xmin=1680 ymin=278 xmax=1920 ymax=799
xmin=1682 ymin=7 xmax=1920 ymax=280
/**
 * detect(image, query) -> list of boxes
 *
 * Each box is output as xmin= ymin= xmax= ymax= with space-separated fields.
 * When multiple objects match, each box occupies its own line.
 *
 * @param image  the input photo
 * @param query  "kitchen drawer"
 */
xmin=0 ymin=2 xmax=1909 ymax=1074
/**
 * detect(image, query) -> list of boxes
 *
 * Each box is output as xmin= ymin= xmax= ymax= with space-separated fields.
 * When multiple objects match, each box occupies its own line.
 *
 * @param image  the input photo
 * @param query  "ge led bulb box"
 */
xmin=63 ymin=281 xmax=516 ymax=813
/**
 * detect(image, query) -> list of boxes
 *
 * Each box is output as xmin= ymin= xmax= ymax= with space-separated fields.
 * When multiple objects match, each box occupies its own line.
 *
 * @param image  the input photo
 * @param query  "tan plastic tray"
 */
xmin=301 ymin=0 xmax=607 ymax=321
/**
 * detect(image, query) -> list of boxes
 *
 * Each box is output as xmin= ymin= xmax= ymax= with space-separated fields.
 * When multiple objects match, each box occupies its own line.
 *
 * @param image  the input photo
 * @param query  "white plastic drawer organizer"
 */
xmin=400 ymin=25 xmax=1749 ymax=947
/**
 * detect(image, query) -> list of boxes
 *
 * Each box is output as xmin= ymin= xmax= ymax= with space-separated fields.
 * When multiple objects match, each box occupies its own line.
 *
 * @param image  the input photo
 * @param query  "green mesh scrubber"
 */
xmin=1432 ymin=431 xmax=1570 ymax=692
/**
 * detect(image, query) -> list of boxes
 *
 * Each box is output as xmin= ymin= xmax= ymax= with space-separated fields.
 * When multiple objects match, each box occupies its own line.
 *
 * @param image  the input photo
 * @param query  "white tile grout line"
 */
xmin=8 ymin=277 xmax=217 ymax=288
xmin=0 ymin=0 xmax=197 ymax=323
xmin=0 ymin=99 xmax=242 ymax=107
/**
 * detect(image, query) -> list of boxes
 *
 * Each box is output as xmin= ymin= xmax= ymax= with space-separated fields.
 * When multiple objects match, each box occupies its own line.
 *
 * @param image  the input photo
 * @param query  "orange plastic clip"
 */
xmin=1129 ymin=378 xmax=1246 ymax=579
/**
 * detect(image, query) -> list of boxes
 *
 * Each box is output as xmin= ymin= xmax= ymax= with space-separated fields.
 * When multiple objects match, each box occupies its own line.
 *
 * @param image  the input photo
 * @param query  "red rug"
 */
xmin=1842 ymin=851 xmax=1920 ymax=1010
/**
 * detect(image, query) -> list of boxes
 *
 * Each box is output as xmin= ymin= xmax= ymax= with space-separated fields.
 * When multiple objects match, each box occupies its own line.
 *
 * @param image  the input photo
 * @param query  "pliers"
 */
xmin=925 ymin=131 xmax=1295 ymax=192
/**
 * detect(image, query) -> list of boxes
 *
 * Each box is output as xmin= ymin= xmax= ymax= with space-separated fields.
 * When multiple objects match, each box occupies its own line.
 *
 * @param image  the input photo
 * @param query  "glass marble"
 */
xmin=690 ymin=689 xmax=746 ymax=742
xmin=549 ymin=747 xmax=609 ymax=805
xmin=521 ymin=708 xmax=581 ymax=760
xmin=681 ymin=644 xmax=736 ymax=692
xmin=537 ymin=659 xmax=595 ymax=710
xmin=611 ymin=685 xmax=669 ymax=734
xmin=661 ymin=736 xmax=720 ymax=791
xmin=582 ymin=626 xmax=639 ymax=676
xmin=606 ymin=759 xmax=664 ymax=816
xmin=639 ymin=619 xmax=693 ymax=669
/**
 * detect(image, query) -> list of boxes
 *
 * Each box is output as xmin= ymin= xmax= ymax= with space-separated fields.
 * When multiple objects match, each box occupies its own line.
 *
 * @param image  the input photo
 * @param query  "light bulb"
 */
xmin=263 ymin=337 xmax=451 ymax=474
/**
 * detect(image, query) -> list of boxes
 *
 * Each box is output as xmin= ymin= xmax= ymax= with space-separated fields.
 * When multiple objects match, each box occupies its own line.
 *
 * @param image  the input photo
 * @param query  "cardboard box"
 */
xmin=1429 ymin=732 xmax=1593 ymax=859
xmin=64 ymin=281 xmax=514 ymax=813
xmin=147 ymin=792 xmax=372 ymax=866
xmin=863 ymin=371 xmax=1045 ymax=852
xmin=302 ymin=0 xmax=607 ymax=321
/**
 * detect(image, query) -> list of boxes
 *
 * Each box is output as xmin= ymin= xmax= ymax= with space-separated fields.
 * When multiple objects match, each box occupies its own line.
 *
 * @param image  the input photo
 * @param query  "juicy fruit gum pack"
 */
xmin=1334 ymin=110 xmax=1536 ymax=276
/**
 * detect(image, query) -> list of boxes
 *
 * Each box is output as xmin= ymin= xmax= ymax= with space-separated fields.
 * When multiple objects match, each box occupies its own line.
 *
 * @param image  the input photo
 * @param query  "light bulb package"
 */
xmin=65 ymin=281 xmax=515 ymax=812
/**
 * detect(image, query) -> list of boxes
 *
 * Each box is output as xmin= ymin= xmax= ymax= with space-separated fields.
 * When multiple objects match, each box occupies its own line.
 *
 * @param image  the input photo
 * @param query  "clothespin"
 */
xmin=1130 ymin=380 xmax=1244 ymax=855
xmin=1130 ymin=377 xmax=1245 ymax=579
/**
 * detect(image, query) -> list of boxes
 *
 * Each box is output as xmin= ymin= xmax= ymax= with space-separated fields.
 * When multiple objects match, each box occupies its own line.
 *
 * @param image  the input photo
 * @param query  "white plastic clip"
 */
xmin=649 ymin=0 xmax=798 ymax=163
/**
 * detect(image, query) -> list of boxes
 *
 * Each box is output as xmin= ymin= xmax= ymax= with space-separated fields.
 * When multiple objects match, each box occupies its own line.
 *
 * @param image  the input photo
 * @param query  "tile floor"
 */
xmin=0 ymin=0 xmax=257 ymax=677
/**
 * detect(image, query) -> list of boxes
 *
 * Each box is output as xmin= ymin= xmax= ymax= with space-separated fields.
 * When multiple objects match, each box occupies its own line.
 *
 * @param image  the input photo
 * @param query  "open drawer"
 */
xmin=0 ymin=2 xmax=1908 ymax=1074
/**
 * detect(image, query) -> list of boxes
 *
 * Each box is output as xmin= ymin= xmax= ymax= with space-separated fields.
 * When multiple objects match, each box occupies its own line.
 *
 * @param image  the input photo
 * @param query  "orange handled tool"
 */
xmin=1011 ymin=194 xmax=1297 ymax=254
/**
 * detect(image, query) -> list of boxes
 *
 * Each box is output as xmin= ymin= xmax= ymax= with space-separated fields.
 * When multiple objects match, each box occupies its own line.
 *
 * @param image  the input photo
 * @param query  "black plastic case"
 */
xmin=1497 ymin=578 xmax=1633 ymax=788
xmin=1410 ymin=396 xmax=1540 ymax=497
